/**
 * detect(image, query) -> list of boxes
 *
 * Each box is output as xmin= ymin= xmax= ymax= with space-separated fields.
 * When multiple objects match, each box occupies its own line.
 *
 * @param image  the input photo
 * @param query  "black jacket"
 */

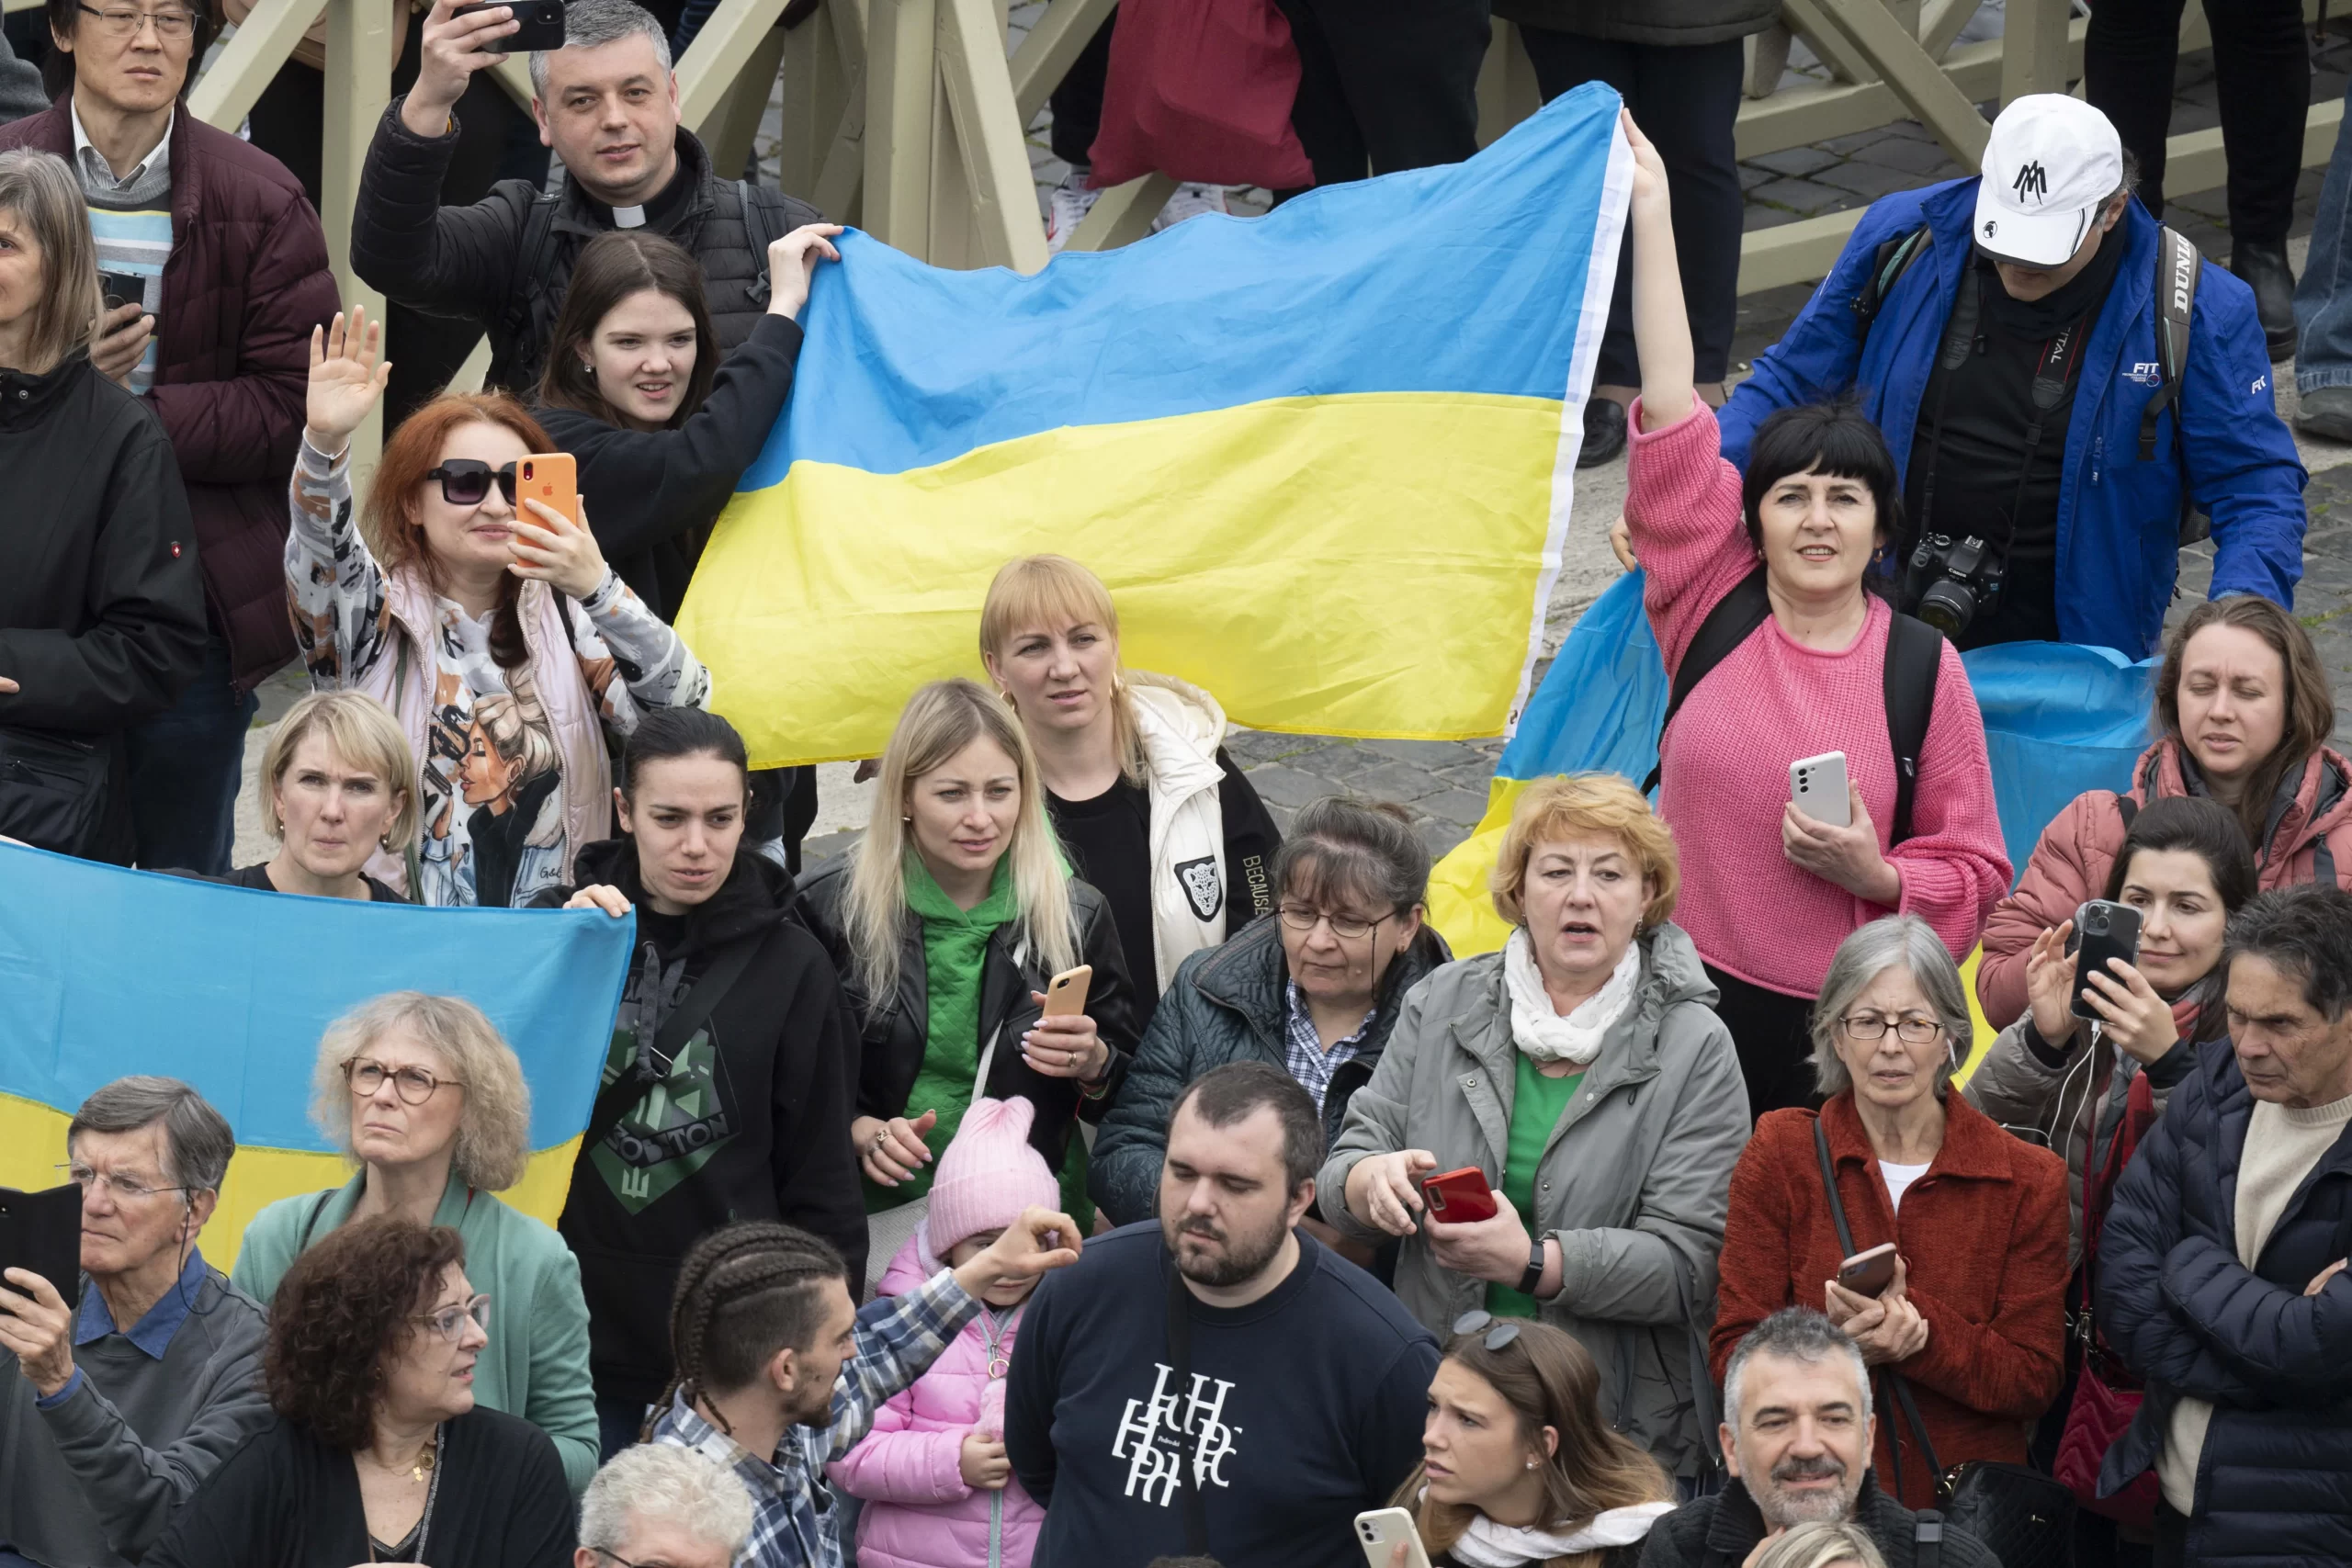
xmin=1090 ymin=914 xmax=1453 ymax=1226
xmin=352 ymin=105 xmax=822 ymax=394
xmin=797 ymin=864 xmax=1141 ymax=1175
xmin=536 ymin=311 xmax=806 ymax=622
xmin=1493 ymin=0 xmax=1781 ymax=44
xmin=2096 ymin=1039 xmax=2352 ymax=1562
xmin=1636 ymin=1475 xmax=1996 ymax=1568
xmin=537 ymin=838 xmax=866 ymax=1405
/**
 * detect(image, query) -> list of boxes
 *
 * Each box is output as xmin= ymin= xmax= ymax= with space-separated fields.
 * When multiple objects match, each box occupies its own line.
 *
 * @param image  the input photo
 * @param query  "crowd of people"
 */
xmin=2 ymin=1 xmax=2351 ymax=1565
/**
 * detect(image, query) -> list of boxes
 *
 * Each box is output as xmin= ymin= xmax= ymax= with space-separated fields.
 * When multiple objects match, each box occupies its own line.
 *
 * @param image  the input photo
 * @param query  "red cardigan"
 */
xmin=1711 ymin=1091 xmax=2069 ymax=1507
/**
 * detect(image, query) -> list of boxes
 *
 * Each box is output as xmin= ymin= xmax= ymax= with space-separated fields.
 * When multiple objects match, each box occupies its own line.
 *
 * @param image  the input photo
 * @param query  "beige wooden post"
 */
xmin=188 ymin=0 xmax=326 ymax=128
xmin=935 ymin=0 xmax=1046 ymax=272
xmin=863 ymin=0 xmax=935 ymax=254
xmin=1999 ymin=0 xmax=2070 ymax=106
xmin=319 ymin=0 xmax=392 ymax=472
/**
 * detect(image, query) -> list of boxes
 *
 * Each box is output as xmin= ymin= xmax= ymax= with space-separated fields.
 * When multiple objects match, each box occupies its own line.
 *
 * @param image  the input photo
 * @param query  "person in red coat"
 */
xmin=0 ymin=0 xmax=336 ymax=872
xmin=1711 ymin=915 xmax=2069 ymax=1508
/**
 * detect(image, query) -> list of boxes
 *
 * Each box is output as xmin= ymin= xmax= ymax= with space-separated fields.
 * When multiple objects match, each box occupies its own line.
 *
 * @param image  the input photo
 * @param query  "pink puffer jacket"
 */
xmin=828 ymin=1235 xmax=1044 ymax=1568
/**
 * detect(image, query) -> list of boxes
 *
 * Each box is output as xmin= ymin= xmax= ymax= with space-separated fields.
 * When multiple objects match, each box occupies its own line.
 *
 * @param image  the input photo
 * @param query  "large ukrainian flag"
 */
xmin=0 ymin=844 xmax=632 ymax=1270
xmin=678 ymin=85 xmax=1634 ymax=769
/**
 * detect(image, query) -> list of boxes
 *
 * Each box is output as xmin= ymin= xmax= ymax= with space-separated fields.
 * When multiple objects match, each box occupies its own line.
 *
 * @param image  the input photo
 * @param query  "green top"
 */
xmin=865 ymin=855 xmax=1020 ymax=1213
xmin=230 ymin=1168 xmax=600 ymax=1493
xmin=1487 ymin=1054 xmax=1586 ymax=1318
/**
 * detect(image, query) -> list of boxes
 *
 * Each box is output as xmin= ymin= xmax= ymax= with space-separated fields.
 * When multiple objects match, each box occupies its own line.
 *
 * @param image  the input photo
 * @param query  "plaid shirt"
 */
xmin=1283 ymin=980 xmax=1374 ymax=1115
xmin=650 ymin=1267 xmax=979 ymax=1568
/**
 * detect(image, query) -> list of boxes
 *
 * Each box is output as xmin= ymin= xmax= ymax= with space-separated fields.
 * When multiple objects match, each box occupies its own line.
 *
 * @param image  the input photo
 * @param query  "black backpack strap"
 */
xmin=502 ymin=191 xmax=563 ymax=384
xmin=2139 ymin=225 xmax=2199 ymax=462
xmin=1851 ymin=226 xmax=1932 ymax=338
xmin=1882 ymin=611 xmax=1943 ymax=847
xmin=2317 ymin=837 xmax=2337 ymax=890
xmin=1914 ymin=1509 xmax=1945 ymax=1568
xmin=1643 ymin=569 xmax=1772 ymax=796
xmin=582 ymin=936 xmax=760 ymax=1153
xmin=2116 ymin=794 xmax=2138 ymax=833
xmin=740 ymin=179 xmax=780 ymax=307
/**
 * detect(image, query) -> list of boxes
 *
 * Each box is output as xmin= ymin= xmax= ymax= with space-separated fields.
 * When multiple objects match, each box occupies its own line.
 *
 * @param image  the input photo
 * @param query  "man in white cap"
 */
xmin=1713 ymin=93 xmax=2303 ymax=660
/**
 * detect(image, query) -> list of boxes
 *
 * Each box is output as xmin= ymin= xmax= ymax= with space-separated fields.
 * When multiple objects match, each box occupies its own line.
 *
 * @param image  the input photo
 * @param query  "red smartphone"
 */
xmin=1420 ymin=1167 xmax=1498 ymax=1224
xmin=517 ymin=453 xmax=579 ymax=526
xmin=1837 ymin=1242 xmax=1898 ymax=1297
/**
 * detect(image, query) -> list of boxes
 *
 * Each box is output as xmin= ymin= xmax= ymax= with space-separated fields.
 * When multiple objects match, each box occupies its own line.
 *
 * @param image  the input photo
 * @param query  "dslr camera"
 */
xmin=1899 ymin=532 xmax=2004 ymax=639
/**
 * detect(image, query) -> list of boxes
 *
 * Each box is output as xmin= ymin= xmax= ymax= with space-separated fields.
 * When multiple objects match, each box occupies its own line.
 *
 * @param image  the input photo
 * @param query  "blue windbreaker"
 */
xmin=1717 ymin=177 xmax=2305 ymax=658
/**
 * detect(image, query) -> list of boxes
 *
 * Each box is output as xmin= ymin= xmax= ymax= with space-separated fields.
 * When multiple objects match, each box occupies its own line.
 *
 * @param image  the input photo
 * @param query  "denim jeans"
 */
xmin=123 ymin=634 xmax=259 ymax=873
xmin=2297 ymin=76 xmax=2352 ymax=392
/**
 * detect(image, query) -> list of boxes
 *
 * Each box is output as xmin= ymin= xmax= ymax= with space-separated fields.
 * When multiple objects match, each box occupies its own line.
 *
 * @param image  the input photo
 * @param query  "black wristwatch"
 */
xmin=1517 ymin=1237 xmax=1547 ymax=1298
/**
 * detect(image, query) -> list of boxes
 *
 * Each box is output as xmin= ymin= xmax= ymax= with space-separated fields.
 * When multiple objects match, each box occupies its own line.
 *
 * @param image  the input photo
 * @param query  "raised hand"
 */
xmin=766 ymin=222 xmax=845 ymax=321
xmin=404 ymin=0 xmax=519 ymax=137
xmin=305 ymin=307 xmax=391 ymax=457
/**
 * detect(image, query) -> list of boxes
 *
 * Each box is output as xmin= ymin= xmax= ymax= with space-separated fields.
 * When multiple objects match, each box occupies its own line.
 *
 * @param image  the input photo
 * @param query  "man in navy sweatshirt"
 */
xmin=1006 ymin=1062 xmax=1439 ymax=1568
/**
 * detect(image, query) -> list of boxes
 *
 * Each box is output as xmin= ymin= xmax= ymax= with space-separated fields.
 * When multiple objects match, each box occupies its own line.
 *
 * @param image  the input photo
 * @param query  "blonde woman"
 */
xmin=799 ymin=678 xmax=1141 ymax=1235
xmin=231 ymin=992 xmax=599 ymax=1493
xmin=167 ymin=691 xmax=416 ymax=900
xmin=979 ymin=555 xmax=1280 ymax=1007
xmin=1747 ymin=1523 xmax=1891 ymax=1568
xmin=0 ymin=149 xmax=205 ymax=862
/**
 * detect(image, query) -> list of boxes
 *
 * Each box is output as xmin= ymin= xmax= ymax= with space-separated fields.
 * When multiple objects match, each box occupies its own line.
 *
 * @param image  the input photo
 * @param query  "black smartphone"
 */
xmin=0 ymin=1184 xmax=82 ymax=1311
xmin=97 ymin=269 xmax=147 ymax=314
xmin=454 ymin=0 xmax=567 ymax=52
xmin=2067 ymin=899 xmax=2143 ymax=1021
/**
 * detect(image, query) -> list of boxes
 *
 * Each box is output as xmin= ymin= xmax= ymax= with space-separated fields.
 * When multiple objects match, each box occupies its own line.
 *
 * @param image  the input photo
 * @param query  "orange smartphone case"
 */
xmin=518 ymin=453 xmax=578 ymax=525
xmin=1041 ymin=964 xmax=1093 ymax=1018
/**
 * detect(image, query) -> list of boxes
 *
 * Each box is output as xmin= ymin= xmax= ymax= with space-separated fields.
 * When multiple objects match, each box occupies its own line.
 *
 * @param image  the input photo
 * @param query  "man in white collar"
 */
xmin=0 ymin=0 xmax=336 ymax=875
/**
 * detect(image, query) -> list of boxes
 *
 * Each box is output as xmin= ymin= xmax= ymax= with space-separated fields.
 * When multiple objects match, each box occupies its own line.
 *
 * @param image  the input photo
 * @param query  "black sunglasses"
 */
xmin=1452 ymin=1309 xmax=1522 ymax=1352
xmin=424 ymin=459 xmax=518 ymax=507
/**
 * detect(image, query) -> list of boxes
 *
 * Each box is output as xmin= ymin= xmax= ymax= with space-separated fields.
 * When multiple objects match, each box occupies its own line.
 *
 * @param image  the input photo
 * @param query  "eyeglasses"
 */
xmin=59 ymin=1163 xmax=191 ymax=1202
xmin=413 ymin=1294 xmax=492 ymax=1340
xmin=1839 ymin=1014 xmax=1945 ymax=1045
xmin=343 ymin=1057 xmax=463 ymax=1104
xmin=1278 ymin=904 xmax=1394 ymax=942
xmin=424 ymin=459 xmax=518 ymax=507
xmin=1451 ymin=1309 xmax=1522 ymax=1352
xmin=75 ymin=3 xmax=197 ymax=36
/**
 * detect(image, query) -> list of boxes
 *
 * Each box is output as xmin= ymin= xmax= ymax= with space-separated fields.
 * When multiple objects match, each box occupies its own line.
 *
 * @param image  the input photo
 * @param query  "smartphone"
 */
xmin=2067 ymin=899 xmax=2143 ymax=1021
xmin=1419 ymin=1166 xmax=1498 ymax=1224
xmin=1791 ymin=750 xmax=1851 ymax=828
xmin=97 ymin=269 xmax=147 ymax=314
xmin=1041 ymin=964 xmax=1092 ymax=1019
xmin=1837 ymin=1241 xmax=1898 ymax=1298
xmin=517 ymin=453 xmax=579 ymax=527
xmin=454 ymin=0 xmax=567 ymax=51
xmin=1355 ymin=1507 xmax=1433 ymax=1568
xmin=0 ymin=1185 xmax=82 ymax=1312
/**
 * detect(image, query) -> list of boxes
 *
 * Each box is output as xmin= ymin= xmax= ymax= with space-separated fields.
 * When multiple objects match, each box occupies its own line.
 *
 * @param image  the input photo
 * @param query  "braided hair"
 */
xmin=657 ymin=1223 xmax=849 ymax=1438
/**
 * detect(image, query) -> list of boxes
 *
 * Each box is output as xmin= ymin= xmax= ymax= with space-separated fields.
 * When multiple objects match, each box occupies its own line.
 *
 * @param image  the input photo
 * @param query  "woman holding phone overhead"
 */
xmin=285 ymin=305 xmax=710 ymax=907
xmin=1615 ymin=109 xmax=2007 ymax=1116
xmin=1711 ymin=916 xmax=2069 ymax=1508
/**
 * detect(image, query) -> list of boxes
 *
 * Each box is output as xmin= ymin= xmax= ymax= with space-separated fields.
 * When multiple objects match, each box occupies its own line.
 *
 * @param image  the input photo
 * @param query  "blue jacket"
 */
xmin=1718 ymin=178 xmax=2305 ymax=658
xmin=2094 ymin=1041 xmax=2352 ymax=1562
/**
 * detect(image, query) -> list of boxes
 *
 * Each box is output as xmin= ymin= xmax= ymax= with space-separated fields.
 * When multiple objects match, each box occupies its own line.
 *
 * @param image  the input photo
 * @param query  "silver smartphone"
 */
xmin=1791 ymin=750 xmax=1851 ymax=828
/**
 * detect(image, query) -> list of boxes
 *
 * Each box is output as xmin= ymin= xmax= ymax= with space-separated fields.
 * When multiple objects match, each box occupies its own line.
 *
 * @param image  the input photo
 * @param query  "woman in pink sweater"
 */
xmin=830 ymin=1097 xmax=1056 ymax=1568
xmin=1616 ymin=111 xmax=2008 ymax=1116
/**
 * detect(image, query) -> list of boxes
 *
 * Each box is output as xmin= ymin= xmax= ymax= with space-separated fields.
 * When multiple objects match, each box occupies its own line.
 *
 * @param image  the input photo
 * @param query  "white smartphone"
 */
xmin=1790 ymin=750 xmax=1851 ymax=828
xmin=1355 ymin=1507 xmax=1433 ymax=1568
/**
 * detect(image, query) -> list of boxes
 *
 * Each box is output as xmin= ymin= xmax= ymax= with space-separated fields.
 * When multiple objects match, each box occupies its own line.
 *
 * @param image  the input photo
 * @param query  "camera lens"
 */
xmin=1917 ymin=579 xmax=1977 ymax=638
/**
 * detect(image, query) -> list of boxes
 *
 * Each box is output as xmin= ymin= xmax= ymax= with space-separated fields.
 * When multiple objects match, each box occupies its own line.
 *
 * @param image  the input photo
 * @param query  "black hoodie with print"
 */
xmin=538 ymin=838 xmax=867 ymax=1409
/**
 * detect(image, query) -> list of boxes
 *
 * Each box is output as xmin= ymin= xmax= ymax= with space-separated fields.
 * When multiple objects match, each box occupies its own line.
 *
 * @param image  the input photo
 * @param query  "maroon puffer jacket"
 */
xmin=0 ymin=104 xmax=337 ymax=693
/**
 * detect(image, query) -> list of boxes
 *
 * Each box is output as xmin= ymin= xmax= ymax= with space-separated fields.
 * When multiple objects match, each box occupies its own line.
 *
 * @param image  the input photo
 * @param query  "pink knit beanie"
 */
xmin=923 ymin=1097 xmax=1061 ymax=1258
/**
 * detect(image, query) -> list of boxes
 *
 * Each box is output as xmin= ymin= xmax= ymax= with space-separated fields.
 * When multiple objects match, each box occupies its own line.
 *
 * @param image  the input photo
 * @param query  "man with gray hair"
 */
xmin=1638 ymin=1310 xmax=1996 ymax=1568
xmin=351 ymin=0 xmax=824 ymax=396
xmin=0 ymin=1077 xmax=268 ymax=1568
xmin=577 ymin=1444 xmax=755 ymax=1568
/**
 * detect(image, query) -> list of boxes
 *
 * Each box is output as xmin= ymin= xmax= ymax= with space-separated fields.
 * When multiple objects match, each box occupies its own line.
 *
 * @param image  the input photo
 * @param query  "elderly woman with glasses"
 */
xmin=1317 ymin=774 xmax=1750 ymax=1483
xmin=232 ymin=991 xmax=599 ymax=1492
xmin=1710 ymin=916 xmax=2069 ymax=1508
xmin=148 ymin=1216 xmax=577 ymax=1568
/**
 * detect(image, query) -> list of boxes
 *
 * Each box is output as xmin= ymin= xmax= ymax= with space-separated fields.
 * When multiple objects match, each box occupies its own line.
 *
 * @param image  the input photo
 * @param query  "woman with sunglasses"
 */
xmin=287 ymin=306 xmax=710 ymax=907
xmin=1382 ymin=1314 xmax=1674 ymax=1568
xmin=148 ymin=1215 xmax=576 ymax=1568
xmin=231 ymin=992 xmax=600 ymax=1494
xmin=1711 ymin=917 xmax=2068 ymax=1508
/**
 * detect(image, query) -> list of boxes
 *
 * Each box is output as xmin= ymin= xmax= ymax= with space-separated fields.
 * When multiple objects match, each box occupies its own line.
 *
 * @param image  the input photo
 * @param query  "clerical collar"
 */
xmin=586 ymin=155 xmax=694 ymax=233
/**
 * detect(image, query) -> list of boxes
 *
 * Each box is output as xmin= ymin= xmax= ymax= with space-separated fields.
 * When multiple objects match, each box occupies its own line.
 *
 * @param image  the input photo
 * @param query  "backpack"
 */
xmin=1640 ymin=569 xmax=1943 ymax=845
xmin=1851 ymin=220 xmax=2208 ymax=544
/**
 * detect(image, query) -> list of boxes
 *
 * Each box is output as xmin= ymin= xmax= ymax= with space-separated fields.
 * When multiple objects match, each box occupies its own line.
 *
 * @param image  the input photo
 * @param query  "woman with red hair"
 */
xmin=286 ymin=306 xmax=708 ymax=907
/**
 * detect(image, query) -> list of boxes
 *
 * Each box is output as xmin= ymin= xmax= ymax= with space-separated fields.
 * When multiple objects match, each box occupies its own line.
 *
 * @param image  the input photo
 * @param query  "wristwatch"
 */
xmin=1517 ymin=1237 xmax=1546 ymax=1298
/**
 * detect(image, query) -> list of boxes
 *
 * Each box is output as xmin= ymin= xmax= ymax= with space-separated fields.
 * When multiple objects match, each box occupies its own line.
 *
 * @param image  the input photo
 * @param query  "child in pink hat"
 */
xmin=831 ymin=1097 xmax=1062 ymax=1568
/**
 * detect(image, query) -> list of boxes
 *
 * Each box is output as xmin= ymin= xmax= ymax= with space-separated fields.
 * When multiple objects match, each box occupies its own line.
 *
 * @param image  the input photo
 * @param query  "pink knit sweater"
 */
xmin=1627 ymin=399 xmax=2009 ymax=998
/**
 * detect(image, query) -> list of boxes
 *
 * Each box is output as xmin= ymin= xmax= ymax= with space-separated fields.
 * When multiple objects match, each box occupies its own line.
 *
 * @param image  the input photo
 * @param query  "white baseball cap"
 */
xmin=1972 ymin=95 xmax=2125 ymax=268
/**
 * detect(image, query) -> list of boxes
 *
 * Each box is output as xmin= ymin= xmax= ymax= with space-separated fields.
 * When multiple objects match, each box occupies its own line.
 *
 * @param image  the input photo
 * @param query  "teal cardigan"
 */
xmin=231 ymin=1170 xmax=599 ymax=1493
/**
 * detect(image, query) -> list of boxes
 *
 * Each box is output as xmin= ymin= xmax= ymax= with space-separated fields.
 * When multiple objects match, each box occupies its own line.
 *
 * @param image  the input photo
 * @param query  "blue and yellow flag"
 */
xmin=0 ymin=844 xmax=633 ymax=1269
xmin=678 ymin=86 xmax=1634 ymax=769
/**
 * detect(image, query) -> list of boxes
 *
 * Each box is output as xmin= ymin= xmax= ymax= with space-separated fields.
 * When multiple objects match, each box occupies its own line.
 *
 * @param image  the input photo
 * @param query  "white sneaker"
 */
xmin=1046 ymin=166 xmax=1102 ymax=254
xmin=1152 ymin=182 xmax=1229 ymax=232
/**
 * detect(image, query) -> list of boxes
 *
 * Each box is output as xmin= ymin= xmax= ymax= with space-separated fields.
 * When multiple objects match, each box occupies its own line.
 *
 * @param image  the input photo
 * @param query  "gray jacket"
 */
xmin=1493 ymin=0 xmax=1780 ymax=47
xmin=0 ymin=31 xmax=40 ymax=126
xmin=1317 ymin=922 xmax=1749 ymax=1477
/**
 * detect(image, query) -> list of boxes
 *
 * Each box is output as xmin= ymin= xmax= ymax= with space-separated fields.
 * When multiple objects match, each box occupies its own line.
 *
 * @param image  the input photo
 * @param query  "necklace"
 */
xmin=409 ymin=1435 xmax=436 ymax=1483
xmin=366 ymin=1424 xmax=446 ymax=1563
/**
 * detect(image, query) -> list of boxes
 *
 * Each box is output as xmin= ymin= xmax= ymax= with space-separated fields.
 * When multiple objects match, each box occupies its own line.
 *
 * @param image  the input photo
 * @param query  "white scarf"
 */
xmin=1504 ymin=929 xmax=1641 ymax=1066
xmin=1448 ymin=1502 xmax=1678 ymax=1567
